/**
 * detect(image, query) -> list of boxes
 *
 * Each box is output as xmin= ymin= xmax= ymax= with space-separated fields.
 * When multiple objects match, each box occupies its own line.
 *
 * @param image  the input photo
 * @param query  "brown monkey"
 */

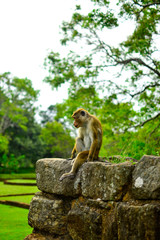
xmin=59 ymin=108 xmax=102 ymax=181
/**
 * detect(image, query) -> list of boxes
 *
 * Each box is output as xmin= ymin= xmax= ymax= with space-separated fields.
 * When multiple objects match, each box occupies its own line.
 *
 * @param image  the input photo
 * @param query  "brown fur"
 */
xmin=60 ymin=108 xmax=102 ymax=181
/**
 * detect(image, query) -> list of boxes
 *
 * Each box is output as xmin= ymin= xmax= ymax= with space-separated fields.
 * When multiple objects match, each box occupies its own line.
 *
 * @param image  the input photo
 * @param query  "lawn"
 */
xmin=0 ymin=204 xmax=32 ymax=240
xmin=0 ymin=173 xmax=36 ymax=180
xmin=6 ymin=179 xmax=36 ymax=184
xmin=0 ymin=174 xmax=38 ymax=239
xmin=0 ymin=182 xmax=38 ymax=196
xmin=0 ymin=195 xmax=34 ymax=204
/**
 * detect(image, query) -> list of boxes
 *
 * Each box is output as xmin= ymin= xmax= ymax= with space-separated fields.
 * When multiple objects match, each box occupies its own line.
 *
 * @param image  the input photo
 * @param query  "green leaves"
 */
xmin=0 ymin=73 xmax=38 ymax=135
xmin=43 ymin=0 xmax=160 ymax=159
xmin=83 ymin=9 xmax=118 ymax=29
xmin=0 ymin=135 xmax=9 ymax=154
xmin=40 ymin=121 xmax=74 ymax=158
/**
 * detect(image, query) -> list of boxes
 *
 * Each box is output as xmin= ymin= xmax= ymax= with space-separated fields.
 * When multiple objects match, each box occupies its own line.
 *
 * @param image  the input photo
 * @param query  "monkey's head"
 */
xmin=72 ymin=108 xmax=89 ymax=128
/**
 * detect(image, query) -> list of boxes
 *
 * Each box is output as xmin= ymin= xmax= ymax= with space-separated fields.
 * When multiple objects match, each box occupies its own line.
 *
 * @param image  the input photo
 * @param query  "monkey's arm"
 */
xmin=87 ymin=127 xmax=98 ymax=161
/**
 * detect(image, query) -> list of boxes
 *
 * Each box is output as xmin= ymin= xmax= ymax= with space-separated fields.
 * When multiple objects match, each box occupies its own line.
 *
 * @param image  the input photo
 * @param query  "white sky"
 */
xmin=0 ymin=0 xmax=135 ymax=111
xmin=0 ymin=0 xmax=79 ymax=110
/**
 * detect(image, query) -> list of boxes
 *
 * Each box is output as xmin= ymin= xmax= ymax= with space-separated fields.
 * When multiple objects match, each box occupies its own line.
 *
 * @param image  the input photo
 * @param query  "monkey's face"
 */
xmin=72 ymin=109 xmax=87 ymax=128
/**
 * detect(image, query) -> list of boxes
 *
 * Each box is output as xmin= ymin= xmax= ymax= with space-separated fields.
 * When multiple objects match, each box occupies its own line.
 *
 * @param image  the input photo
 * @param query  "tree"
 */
xmin=0 ymin=72 xmax=43 ymax=170
xmin=43 ymin=0 xmax=160 ymax=158
xmin=0 ymin=72 xmax=39 ymax=135
xmin=40 ymin=121 xmax=74 ymax=158
xmin=44 ymin=0 xmax=160 ymax=128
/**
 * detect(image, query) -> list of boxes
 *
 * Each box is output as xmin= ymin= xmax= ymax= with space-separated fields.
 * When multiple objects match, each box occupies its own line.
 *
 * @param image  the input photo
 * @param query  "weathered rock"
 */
xmin=117 ymin=202 xmax=160 ymax=240
xmin=28 ymin=192 xmax=71 ymax=235
xmin=81 ymin=161 xmax=134 ymax=201
xmin=36 ymin=158 xmax=134 ymax=201
xmin=132 ymin=155 xmax=160 ymax=199
xmin=36 ymin=158 xmax=81 ymax=197
xmin=24 ymin=233 xmax=54 ymax=240
xmin=24 ymin=232 xmax=72 ymax=240
xmin=25 ymin=155 xmax=160 ymax=240
xmin=67 ymin=197 xmax=117 ymax=240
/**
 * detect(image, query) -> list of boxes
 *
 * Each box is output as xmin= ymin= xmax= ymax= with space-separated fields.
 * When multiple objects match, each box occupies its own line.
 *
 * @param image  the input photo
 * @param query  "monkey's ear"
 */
xmin=81 ymin=110 xmax=85 ymax=116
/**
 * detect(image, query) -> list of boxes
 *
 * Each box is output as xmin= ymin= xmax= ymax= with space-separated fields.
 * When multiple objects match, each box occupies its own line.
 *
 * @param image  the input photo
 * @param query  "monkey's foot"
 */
xmin=59 ymin=172 xmax=75 ymax=181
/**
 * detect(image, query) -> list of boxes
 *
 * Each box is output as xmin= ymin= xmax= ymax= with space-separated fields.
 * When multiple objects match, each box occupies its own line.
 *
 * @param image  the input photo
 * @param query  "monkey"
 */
xmin=59 ymin=108 xmax=102 ymax=181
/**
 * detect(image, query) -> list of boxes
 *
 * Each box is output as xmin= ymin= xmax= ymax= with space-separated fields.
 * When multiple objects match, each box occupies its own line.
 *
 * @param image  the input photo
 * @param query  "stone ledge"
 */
xmin=26 ymin=155 xmax=160 ymax=240
xmin=28 ymin=192 xmax=71 ymax=235
xmin=36 ymin=158 xmax=134 ymax=201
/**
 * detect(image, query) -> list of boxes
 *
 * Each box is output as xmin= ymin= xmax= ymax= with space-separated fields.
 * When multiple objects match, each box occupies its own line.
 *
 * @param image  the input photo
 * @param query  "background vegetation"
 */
xmin=0 ymin=0 xmax=160 ymax=173
xmin=0 ymin=1 xmax=159 ymax=239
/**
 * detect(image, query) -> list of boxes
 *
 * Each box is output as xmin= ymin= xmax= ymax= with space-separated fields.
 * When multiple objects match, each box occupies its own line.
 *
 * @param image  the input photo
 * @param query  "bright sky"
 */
xmin=0 ymin=0 xmax=78 ymax=110
xmin=0 ymin=0 xmax=135 ymax=112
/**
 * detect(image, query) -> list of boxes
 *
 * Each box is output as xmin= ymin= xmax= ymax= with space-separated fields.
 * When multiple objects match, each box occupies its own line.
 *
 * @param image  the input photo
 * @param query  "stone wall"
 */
xmin=25 ymin=155 xmax=160 ymax=240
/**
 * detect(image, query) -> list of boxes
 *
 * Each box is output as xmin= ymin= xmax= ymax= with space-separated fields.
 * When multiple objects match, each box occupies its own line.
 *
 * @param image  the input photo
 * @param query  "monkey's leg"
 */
xmin=59 ymin=151 xmax=89 ymax=181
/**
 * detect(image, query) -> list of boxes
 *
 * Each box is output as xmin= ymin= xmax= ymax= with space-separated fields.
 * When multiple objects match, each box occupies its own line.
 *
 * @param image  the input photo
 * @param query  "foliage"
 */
xmin=0 ymin=134 xmax=8 ymax=154
xmin=0 ymin=72 xmax=46 ymax=169
xmin=44 ymin=0 xmax=160 ymax=159
xmin=41 ymin=120 xmax=74 ymax=158
xmin=8 ymin=114 xmax=46 ymax=166
xmin=0 ymin=72 xmax=39 ymax=135
xmin=0 ymin=154 xmax=25 ymax=173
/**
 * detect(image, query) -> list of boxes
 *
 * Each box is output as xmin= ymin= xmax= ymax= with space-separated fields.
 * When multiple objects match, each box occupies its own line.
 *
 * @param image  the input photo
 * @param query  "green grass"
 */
xmin=6 ymin=179 xmax=36 ymax=184
xmin=0 ymin=173 xmax=36 ymax=180
xmin=0 ymin=195 xmax=34 ymax=204
xmin=0 ymin=204 xmax=32 ymax=240
xmin=0 ymin=182 xmax=38 ymax=196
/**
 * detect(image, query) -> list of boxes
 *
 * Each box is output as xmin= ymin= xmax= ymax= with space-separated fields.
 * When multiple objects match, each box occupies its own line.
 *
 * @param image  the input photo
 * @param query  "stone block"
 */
xmin=132 ymin=155 xmax=160 ymax=199
xmin=28 ymin=192 xmax=71 ymax=235
xmin=67 ymin=197 xmax=117 ymax=240
xmin=81 ymin=161 xmax=134 ymax=201
xmin=36 ymin=158 xmax=81 ymax=197
xmin=117 ymin=202 xmax=160 ymax=240
xmin=36 ymin=158 xmax=134 ymax=201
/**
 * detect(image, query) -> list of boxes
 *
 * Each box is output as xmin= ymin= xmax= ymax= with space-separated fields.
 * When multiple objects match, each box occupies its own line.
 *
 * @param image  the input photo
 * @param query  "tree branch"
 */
xmin=135 ymin=112 xmax=160 ymax=128
xmin=89 ymin=29 xmax=160 ymax=78
xmin=132 ymin=1 xmax=160 ymax=19
xmin=116 ymin=57 xmax=160 ymax=77
xmin=149 ymin=123 xmax=160 ymax=137
xmin=133 ymin=0 xmax=160 ymax=9
xmin=130 ymin=82 xmax=160 ymax=98
xmin=124 ymin=112 xmax=160 ymax=132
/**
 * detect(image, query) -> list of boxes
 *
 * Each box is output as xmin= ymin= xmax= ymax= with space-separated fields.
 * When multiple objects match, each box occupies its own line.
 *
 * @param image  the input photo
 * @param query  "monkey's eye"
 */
xmin=81 ymin=110 xmax=85 ymax=116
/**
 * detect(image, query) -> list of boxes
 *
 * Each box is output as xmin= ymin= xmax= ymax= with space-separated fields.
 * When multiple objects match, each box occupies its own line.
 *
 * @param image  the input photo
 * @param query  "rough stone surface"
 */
xmin=36 ymin=158 xmax=134 ymax=201
xmin=81 ymin=161 xmax=134 ymax=201
xmin=25 ymin=155 xmax=160 ymax=240
xmin=36 ymin=158 xmax=81 ymax=197
xmin=132 ymin=155 xmax=160 ymax=199
xmin=117 ymin=202 xmax=160 ymax=240
xmin=28 ymin=192 xmax=71 ymax=235
xmin=24 ymin=232 xmax=72 ymax=240
xmin=67 ymin=197 xmax=117 ymax=240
